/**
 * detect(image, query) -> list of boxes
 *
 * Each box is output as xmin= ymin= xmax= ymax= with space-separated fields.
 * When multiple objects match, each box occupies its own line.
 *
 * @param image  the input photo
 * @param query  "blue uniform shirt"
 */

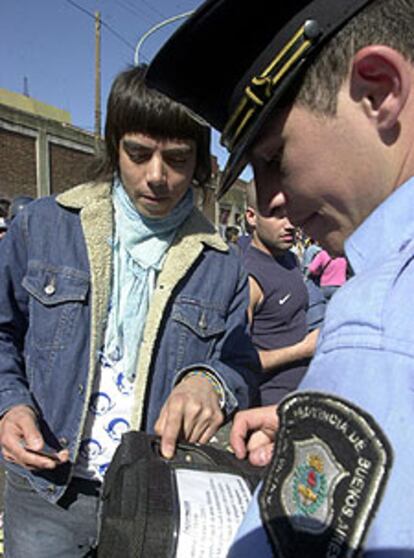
xmin=229 ymin=178 xmax=414 ymax=557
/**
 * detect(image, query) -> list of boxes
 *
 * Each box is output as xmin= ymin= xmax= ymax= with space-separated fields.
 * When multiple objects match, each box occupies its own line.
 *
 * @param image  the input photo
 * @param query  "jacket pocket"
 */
xmin=22 ymin=260 xmax=89 ymax=350
xmin=171 ymin=298 xmax=226 ymax=368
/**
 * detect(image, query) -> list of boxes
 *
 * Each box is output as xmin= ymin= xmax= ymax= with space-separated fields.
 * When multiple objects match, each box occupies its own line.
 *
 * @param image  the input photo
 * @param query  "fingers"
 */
xmin=230 ymin=405 xmax=279 ymax=462
xmin=155 ymin=376 xmax=224 ymax=459
xmin=230 ymin=411 xmax=250 ymax=460
xmin=178 ymin=375 xmax=223 ymax=443
xmin=248 ymin=443 xmax=274 ymax=467
xmin=0 ymin=405 xmax=68 ymax=470
xmin=157 ymin=402 xmax=186 ymax=460
xmin=17 ymin=411 xmax=44 ymax=451
xmin=0 ymin=405 xmax=39 ymax=459
xmin=197 ymin=422 xmax=222 ymax=446
xmin=154 ymin=407 xmax=167 ymax=439
xmin=246 ymin=430 xmax=272 ymax=453
xmin=15 ymin=446 xmax=69 ymax=470
xmin=183 ymin=402 xmax=223 ymax=443
xmin=156 ymin=397 xmax=223 ymax=459
xmin=155 ymin=402 xmax=180 ymax=460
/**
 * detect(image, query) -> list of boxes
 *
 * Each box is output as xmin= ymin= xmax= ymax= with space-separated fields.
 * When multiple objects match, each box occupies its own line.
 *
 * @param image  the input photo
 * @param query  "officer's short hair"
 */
xmin=93 ymin=65 xmax=211 ymax=188
xmin=297 ymin=0 xmax=414 ymax=115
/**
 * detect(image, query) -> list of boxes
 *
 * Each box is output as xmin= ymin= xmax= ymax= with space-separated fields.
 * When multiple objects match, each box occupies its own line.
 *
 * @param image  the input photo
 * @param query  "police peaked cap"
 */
xmin=147 ymin=0 xmax=374 ymax=197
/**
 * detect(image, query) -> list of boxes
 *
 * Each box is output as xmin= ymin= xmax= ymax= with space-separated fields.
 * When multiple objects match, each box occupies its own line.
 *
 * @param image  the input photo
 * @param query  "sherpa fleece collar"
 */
xmin=57 ymin=181 xmax=228 ymax=253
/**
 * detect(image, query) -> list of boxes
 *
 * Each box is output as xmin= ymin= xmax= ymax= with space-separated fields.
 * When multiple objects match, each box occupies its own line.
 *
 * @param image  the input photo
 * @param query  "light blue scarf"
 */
xmin=103 ymin=178 xmax=194 ymax=381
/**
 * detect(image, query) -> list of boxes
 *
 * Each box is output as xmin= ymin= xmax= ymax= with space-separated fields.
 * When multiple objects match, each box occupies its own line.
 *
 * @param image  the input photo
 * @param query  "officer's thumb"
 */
xmin=249 ymin=443 xmax=274 ymax=467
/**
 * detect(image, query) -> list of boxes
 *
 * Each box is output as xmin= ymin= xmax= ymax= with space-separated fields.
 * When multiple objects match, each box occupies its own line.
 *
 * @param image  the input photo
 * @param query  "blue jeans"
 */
xmin=322 ymin=284 xmax=339 ymax=301
xmin=4 ymin=470 xmax=101 ymax=558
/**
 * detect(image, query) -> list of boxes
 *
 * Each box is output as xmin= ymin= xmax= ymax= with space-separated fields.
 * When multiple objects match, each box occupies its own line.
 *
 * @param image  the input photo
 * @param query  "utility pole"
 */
xmin=95 ymin=11 xmax=102 ymax=152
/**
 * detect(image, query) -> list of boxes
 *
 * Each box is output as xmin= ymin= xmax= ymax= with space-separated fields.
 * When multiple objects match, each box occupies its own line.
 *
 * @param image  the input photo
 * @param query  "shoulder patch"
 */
xmin=259 ymin=392 xmax=393 ymax=558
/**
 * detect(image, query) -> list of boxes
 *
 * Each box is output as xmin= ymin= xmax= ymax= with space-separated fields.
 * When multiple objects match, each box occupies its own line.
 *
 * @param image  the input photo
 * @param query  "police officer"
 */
xmin=147 ymin=1 xmax=414 ymax=555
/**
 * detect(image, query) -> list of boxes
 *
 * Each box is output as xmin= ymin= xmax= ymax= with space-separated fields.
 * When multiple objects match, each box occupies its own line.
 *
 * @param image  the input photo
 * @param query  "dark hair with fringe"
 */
xmin=91 ymin=65 xmax=211 ymax=188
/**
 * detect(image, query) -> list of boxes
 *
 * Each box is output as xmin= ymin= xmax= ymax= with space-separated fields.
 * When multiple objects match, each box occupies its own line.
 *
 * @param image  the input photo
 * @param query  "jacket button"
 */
xmin=78 ymin=384 xmax=84 ymax=395
xmin=44 ymin=283 xmax=55 ymax=296
xmin=198 ymin=312 xmax=207 ymax=330
xmin=47 ymin=484 xmax=56 ymax=493
xmin=59 ymin=437 xmax=68 ymax=448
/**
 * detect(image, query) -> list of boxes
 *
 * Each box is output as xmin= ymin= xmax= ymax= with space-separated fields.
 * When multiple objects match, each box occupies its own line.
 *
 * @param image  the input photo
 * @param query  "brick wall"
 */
xmin=49 ymin=143 xmax=95 ymax=195
xmin=0 ymin=128 xmax=37 ymax=198
xmin=0 ymin=102 xmax=96 ymax=199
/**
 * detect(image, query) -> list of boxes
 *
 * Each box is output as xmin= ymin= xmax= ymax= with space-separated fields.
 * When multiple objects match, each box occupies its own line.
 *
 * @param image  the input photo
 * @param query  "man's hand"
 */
xmin=230 ymin=405 xmax=279 ymax=467
xmin=155 ymin=375 xmax=224 ymax=459
xmin=0 ymin=405 xmax=69 ymax=469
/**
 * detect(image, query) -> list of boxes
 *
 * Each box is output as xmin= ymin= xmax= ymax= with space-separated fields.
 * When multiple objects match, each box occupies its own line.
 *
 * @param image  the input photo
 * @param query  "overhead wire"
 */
xmin=63 ymin=0 xmax=136 ymax=52
xmin=138 ymin=0 xmax=168 ymax=21
xmin=112 ymin=0 xmax=155 ymax=25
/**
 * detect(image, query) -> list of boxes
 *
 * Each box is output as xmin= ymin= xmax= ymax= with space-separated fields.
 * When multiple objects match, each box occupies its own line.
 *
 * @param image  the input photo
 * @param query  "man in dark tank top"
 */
xmin=243 ymin=181 xmax=319 ymax=405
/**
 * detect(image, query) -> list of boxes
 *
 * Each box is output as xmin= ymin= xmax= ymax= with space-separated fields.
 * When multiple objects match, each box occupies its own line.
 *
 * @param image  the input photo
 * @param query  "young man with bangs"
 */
xmin=0 ymin=65 xmax=258 ymax=556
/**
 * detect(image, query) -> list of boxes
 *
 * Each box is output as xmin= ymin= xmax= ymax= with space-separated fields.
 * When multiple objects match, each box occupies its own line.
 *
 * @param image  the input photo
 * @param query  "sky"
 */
xmin=0 ymin=0 xmax=251 ymax=178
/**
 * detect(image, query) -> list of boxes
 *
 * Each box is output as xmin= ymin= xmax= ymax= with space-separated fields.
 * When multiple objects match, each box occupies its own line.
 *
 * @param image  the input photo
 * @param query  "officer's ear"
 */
xmin=350 ymin=45 xmax=411 ymax=133
xmin=245 ymin=206 xmax=257 ymax=229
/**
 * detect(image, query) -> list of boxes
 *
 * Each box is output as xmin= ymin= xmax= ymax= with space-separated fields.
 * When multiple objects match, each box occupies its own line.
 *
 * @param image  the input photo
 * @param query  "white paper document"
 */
xmin=175 ymin=468 xmax=252 ymax=558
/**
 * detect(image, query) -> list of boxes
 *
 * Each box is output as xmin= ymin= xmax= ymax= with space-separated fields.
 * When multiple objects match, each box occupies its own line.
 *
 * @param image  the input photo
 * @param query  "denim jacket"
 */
xmin=0 ymin=182 xmax=258 ymax=502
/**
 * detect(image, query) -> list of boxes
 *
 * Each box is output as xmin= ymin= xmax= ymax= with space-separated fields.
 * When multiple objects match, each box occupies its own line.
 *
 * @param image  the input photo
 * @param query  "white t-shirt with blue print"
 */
xmin=74 ymin=346 xmax=134 ymax=481
xmin=73 ymin=347 xmax=135 ymax=481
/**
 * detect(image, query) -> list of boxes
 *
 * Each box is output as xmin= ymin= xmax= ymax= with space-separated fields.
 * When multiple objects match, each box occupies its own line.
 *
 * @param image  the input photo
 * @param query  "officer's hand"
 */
xmin=230 ymin=405 xmax=279 ymax=467
xmin=0 ymin=405 xmax=69 ymax=469
xmin=155 ymin=375 xmax=224 ymax=459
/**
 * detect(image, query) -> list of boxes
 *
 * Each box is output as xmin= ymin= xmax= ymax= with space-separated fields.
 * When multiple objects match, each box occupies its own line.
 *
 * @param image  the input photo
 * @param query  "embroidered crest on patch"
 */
xmin=283 ymin=436 xmax=347 ymax=534
xmin=259 ymin=392 xmax=393 ymax=558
